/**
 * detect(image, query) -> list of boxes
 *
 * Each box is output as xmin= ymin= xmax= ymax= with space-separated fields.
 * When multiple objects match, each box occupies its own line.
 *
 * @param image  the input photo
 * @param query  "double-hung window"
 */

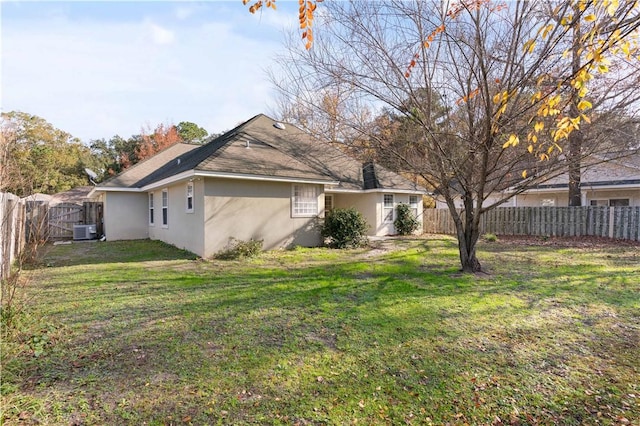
xmin=162 ymin=189 xmax=169 ymax=227
xmin=149 ymin=193 xmax=155 ymax=225
xmin=324 ymin=194 xmax=334 ymax=215
xmin=383 ymin=194 xmax=394 ymax=222
xmin=409 ymin=195 xmax=419 ymax=218
xmin=186 ymin=182 xmax=194 ymax=213
xmin=292 ymin=184 xmax=318 ymax=217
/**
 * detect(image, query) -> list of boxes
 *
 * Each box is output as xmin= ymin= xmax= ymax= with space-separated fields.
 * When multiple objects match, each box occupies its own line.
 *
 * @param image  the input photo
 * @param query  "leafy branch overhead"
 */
xmin=270 ymin=0 xmax=640 ymax=272
xmin=243 ymin=0 xmax=322 ymax=49
xmin=407 ymin=0 xmax=640 ymax=179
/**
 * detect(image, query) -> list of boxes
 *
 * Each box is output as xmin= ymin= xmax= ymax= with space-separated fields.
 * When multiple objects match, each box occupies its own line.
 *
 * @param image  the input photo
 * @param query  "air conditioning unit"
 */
xmin=73 ymin=224 xmax=97 ymax=240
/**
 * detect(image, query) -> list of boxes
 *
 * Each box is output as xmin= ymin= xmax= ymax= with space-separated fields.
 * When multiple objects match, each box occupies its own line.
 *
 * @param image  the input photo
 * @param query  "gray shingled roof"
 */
xmin=98 ymin=114 xmax=423 ymax=192
xmin=100 ymin=143 xmax=200 ymax=188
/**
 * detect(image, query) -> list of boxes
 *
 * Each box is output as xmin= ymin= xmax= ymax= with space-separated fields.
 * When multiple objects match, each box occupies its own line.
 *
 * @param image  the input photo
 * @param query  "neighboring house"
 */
xmin=91 ymin=114 xmax=425 ymax=257
xmin=20 ymin=193 xmax=53 ymax=204
xmin=434 ymin=153 xmax=640 ymax=209
xmin=512 ymin=154 xmax=640 ymax=207
xmin=20 ymin=187 xmax=99 ymax=206
xmin=49 ymin=186 xmax=99 ymax=205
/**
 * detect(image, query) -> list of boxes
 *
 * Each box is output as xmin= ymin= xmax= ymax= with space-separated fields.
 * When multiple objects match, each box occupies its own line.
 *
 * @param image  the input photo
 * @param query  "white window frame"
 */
xmin=383 ymin=194 xmax=394 ymax=223
xmin=409 ymin=195 xmax=419 ymax=218
xmin=324 ymin=194 xmax=334 ymax=215
xmin=609 ymin=198 xmax=629 ymax=207
xmin=161 ymin=189 xmax=169 ymax=228
xmin=149 ymin=192 xmax=155 ymax=226
xmin=186 ymin=182 xmax=194 ymax=213
xmin=292 ymin=184 xmax=319 ymax=217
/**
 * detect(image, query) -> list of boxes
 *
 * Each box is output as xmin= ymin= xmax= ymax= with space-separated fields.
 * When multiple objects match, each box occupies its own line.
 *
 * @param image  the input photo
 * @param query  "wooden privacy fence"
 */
xmin=423 ymin=206 xmax=640 ymax=241
xmin=33 ymin=202 xmax=103 ymax=241
xmin=0 ymin=192 xmax=26 ymax=281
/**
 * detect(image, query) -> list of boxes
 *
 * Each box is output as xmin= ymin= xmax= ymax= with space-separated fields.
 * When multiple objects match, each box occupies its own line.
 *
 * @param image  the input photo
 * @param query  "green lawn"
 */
xmin=2 ymin=236 xmax=639 ymax=425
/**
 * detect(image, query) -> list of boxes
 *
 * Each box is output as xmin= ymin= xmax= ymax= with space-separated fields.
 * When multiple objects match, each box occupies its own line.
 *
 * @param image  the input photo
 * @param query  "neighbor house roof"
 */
xmin=49 ymin=186 xmax=99 ymax=205
xmin=97 ymin=114 xmax=423 ymax=193
xmin=525 ymin=151 xmax=640 ymax=192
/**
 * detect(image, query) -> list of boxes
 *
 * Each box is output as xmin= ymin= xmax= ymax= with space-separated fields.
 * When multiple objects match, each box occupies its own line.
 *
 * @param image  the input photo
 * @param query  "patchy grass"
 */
xmin=2 ymin=236 xmax=639 ymax=425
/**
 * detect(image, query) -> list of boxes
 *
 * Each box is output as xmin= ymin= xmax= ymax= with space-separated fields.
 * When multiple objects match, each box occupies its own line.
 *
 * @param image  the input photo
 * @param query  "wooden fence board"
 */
xmin=1 ymin=192 xmax=26 ymax=281
xmin=423 ymin=206 xmax=640 ymax=242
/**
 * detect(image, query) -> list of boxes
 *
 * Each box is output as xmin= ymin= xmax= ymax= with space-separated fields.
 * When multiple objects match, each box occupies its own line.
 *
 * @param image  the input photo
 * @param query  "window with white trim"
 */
xmin=383 ymin=194 xmax=394 ymax=222
xmin=609 ymin=199 xmax=629 ymax=207
xmin=162 ymin=189 xmax=168 ymax=227
xmin=149 ymin=193 xmax=155 ymax=225
xmin=186 ymin=182 xmax=194 ymax=213
xmin=292 ymin=184 xmax=319 ymax=217
xmin=324 ymin=194 xmax=334 ymax=214
xmin=409 ymin=195 xmax=419 ymax=218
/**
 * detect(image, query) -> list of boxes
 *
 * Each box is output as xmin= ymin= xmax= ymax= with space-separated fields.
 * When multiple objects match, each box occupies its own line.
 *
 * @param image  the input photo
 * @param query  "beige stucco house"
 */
xmin=434 ymin=153 xmax=640 ymax=209
xmin=92 ymin=114 xmax=425 ymax=257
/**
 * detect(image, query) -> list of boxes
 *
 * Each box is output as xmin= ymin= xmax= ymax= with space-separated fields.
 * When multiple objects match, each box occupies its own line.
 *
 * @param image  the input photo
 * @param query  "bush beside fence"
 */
xmin=424 ymin=206 xmax=640 ymax=241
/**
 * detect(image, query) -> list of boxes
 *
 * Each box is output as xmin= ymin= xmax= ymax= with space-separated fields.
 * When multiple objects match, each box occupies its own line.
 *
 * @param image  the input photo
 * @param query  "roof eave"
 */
xmin=190 ymin=170 xmax=338 ymax=186
xmin=327 ymin=187 xmax=426 ymax=194
xmin=97 ymin=169 xmax=339 ymax=192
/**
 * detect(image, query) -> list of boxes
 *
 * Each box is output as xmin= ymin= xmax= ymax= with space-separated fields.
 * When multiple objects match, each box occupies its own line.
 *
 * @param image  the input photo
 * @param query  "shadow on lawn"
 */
xmin=37 ymin=239 xmax=198 ymax=267
xmin=10 ymin=237 xmax=640 ymax=424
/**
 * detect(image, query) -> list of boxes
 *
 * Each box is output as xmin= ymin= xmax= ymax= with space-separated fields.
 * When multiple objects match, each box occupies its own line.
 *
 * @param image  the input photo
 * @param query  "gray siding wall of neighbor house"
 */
xmin=104 ymin=192 xmax=149 ymax=241
xmin=149 ymin=179 xmax=205 ymax=256
xmin=515 ymin=188 xmax=640 ymax=207
xmin=202 ymin=178 xmax=323 ymax=257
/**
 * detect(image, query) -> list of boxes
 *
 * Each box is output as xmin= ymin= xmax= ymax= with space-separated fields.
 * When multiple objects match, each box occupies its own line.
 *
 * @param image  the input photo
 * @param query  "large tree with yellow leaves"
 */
xmin=268 ymin=0 xmax=640 ymax=272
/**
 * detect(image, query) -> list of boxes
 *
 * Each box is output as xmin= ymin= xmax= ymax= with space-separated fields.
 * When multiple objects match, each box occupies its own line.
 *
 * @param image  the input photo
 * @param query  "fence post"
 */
xmin=1 ymin=192 xmax=27 ymax=282
xmin=609 ymin=207 xmax=615 ymax=239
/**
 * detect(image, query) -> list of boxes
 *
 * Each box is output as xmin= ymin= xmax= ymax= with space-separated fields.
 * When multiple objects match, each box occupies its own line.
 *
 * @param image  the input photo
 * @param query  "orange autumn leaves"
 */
xmin=243 ymin=0 xmax=322 ymax=50
xmin=403 ymin=0 xmax=637 ymax=178
xmin=404 ymin=0 xmax=497 ymax=78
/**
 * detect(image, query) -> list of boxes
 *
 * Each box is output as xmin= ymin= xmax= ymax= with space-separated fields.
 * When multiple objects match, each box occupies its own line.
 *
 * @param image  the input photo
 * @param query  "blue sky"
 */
xmin=1 ymin=1 xmax=301 ymax=142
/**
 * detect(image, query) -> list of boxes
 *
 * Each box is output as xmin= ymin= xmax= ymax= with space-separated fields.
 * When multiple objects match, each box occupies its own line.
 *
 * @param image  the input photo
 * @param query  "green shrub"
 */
xmin=322 ymin=208 xmax=369 ymax=249
xmin=214 ymin=238 xmax=263 ymax=260
xmin=482 ymin=233 xmax=498 ymax=242
xmin=394 ymin=203 xmax=420 ymax=235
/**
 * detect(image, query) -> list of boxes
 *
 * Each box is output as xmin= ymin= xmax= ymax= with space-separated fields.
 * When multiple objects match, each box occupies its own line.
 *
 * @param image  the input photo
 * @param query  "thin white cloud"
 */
xmin=1 ymin=5 xmax=285 ymax=142
xmin=174 ymin=6 xmax=193 ymax=21
xmin=147 ymin=21 xmax=175 ymax=45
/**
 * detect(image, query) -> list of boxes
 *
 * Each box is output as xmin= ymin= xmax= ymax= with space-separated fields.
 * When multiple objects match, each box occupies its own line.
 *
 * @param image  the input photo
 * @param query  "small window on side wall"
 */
xmin=186 ymin=182 xmax=194 ymax=213
xmin=609 ymin=199 xmax=629 ymax=207
xmin=383 ymin=194 xmax=394 ymax=222
xmin=409 ymin=195 xmax=419 ymax=218
xmin=324 ymin=194 xmax=334 ymax=214
xmin=149 ymin=192 xmax=154 ymax=225
xmin=162 ymin=189 xmax=168 ymax=227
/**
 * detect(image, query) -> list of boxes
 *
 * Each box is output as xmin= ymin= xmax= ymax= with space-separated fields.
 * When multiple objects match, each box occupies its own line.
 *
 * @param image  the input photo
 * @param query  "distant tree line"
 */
xmin=0 ymin=111 xmax=208 ymax=196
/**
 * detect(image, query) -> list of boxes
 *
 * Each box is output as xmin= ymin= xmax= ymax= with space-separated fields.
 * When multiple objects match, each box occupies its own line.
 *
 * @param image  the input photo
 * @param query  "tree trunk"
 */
xmin=567 ymin=130 xmax=583 ymax=206
xmin=568 ymin=4 xmax=583 ymax=207
xmin=454 ymin=205 xmax=482 ymax=273
xmin=458 ymin=234 xmax=482 ymax=273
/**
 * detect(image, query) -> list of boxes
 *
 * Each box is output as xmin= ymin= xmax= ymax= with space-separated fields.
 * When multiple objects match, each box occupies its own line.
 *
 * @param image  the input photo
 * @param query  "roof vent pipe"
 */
xmin=245 ymin=140 xmax=250 ymax=148
xmin=274 ymin=122 xmax=286 ymax=130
